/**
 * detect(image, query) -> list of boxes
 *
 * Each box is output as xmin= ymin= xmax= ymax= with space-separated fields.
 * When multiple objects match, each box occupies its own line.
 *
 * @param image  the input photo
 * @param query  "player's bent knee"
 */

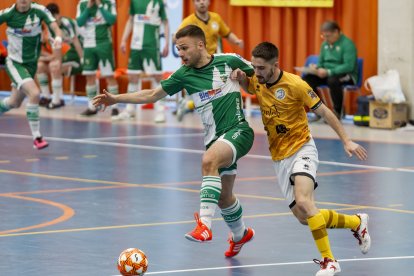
xmin=295 ymin=199 xmax=313 ymax=216
xmin=201 ymin=155 xmax=219 ymax=174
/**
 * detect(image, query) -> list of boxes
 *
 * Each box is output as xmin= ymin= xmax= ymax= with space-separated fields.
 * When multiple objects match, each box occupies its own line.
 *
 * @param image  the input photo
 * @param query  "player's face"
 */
xmin=16 ymin=0 xmax=32 ymax=11
xmin=251 ymin=57 xmax=277 ymax=84
xmin=194 ymin=0 xmax=210 ymax=14
xmin=53 ymin=13 xmax=62 ymax=25
xmin=321 ymin=30 xmax=339 ymax=44
xmin=176 ymin=36 xmax=204 ymax=67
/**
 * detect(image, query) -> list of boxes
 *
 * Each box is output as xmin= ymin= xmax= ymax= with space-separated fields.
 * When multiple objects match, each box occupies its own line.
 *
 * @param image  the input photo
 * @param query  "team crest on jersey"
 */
xmin=14 ymin=14 xmax=40 ymax=35
xmin=275 ymin=88 xmax=285 ymax=100
xmin=220 ymin=75 xmax=228 ymax=83
xmin=211 ymin=21 xmax=219 ymax=30
xmin=307 ymin=90 xmax=318 ymax=99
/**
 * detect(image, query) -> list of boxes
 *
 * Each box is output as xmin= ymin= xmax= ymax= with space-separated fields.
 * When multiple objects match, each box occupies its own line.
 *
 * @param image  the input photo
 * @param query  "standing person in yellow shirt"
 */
xmin=231 ymin=42 xmax=371 ymax=276
xmin=175 ymin=0 xmax=243 ymax=121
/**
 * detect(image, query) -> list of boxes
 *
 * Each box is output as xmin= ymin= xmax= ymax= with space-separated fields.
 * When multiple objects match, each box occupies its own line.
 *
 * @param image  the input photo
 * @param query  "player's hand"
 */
xmin=87 ymin=0 xmax=95 ymax=8
xmin=317 ymin=68 xmax=328 ymax=78
xmin=230 ymin=68 xmax=246 ymax=82
xmin=51 ymin=36 xmax=62 ymax=50
xmin=161 ymin=45 xmax=169 ymax=58
xmin=120 ymin=41 xmax=127 ymax=54
xmin=236 ymin=39 xmax=244 ymax=49
xmin=344 ymin=141 xmax=368 ymax=160
xmin=92 ymin=89 xmax=116 ymax=111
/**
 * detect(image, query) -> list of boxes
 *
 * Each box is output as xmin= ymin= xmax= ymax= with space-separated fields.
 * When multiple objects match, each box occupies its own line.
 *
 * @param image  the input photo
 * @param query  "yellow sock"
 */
xmin=307 ymin=212 xmax=334 ymax=260
xmin=320 ymin=209 xmax=361 ymax=230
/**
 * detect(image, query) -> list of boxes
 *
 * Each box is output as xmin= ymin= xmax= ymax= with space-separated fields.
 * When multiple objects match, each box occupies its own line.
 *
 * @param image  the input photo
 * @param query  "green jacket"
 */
xmin=318 ymin=34 xmax=358 ymax=84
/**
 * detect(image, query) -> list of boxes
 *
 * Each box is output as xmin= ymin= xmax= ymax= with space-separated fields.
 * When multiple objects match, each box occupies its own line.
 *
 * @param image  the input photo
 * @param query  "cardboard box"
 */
xmin=369 ymin=101 xmax=408 ymax=129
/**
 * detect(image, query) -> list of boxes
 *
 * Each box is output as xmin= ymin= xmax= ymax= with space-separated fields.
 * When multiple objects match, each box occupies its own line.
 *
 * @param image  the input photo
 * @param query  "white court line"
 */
xmin=112 ymin=255 xmax=414 ymax=275
xmin=1 ymin=133 xmax=414 ymax=173
xmin=81 ymin=133 xmax=204 ymax=141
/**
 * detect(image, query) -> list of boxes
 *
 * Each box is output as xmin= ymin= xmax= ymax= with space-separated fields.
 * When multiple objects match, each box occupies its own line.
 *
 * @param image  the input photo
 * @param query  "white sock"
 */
xmin=37 ymin=73 xmax=50 ymax=98
xmin=107 ymin=85 xmax=119 ymax=109
xmin=0 ymin=97 xmax=11 ymax=113
xmin=51 ymin=78 xmax=63 ymax=104
xmin=26 ymin=103 xmax=41 ymax=138
xmin=221 ymin=198 xmax=246 ymax=242
xmin=126 ymin=82 xmax=139 ymax=113
xmin=199 ymin=176 xmax=222 ymax=229
xmin=86 ymin=85 xmax=97 ymax=110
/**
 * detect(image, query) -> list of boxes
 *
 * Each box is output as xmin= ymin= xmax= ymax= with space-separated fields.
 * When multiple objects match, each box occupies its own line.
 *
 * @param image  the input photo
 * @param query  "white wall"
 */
xmin=378 ymin=0 xmax=414 ymax=119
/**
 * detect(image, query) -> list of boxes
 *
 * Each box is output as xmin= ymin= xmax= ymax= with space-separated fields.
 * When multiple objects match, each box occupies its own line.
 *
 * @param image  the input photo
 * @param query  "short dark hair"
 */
xmin=46 ymin=3 xmax=59 ymax=15
xmin=175 ymin=25 xmax=206 ymax=46
xmin=321 ymin=20 xmax=340 ymax=32
xmin=251 ymin=42 xmax=279 ymax=61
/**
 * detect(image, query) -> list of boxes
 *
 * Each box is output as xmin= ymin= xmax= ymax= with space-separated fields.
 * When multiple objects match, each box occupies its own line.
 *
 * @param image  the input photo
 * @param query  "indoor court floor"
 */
xmin=1 ymin=95 xmax=414 ymax=275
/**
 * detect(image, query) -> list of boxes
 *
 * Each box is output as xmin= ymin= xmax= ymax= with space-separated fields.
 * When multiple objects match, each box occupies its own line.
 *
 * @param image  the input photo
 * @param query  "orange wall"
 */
xmin=185 ymin=0 xmax=378 ymax=94
xmin=0 ymin=0 xmax=377 ymax=94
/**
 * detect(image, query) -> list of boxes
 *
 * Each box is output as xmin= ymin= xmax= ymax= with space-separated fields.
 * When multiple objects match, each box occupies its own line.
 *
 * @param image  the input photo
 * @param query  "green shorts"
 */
xmin=5 ymin=58 xmax=37 ymax=89
xmin=83 ymin=41 xmax=115 ymax=77
xmin=127 ymin=48 xmax=162 ymax=75
xmin=62 ymin=47 xmax=82 ymax=76
xmin=207 ymin=121 xmax=254 ymax=176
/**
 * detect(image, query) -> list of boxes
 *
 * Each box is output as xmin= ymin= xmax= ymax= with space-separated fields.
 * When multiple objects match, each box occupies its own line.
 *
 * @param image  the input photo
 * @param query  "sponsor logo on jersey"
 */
xmin=88 ymin=16 xmax=104 ymax=24
xmin=276 ymin=124 xmax=290 ymax=134
xmin=275 ymin=88 xmax=285 ymax=100
xmin=14 ymin=28 xmax=33 ymax=35
xmin=198 ymin=87 xmax=222 ymax=102
xmin=261 ymin=104 xmax=280 ymax=118
xmin=136 ymin=14 xmax=151 ymax=22
xmin=307 ymin=89 xmax=318 ymax=99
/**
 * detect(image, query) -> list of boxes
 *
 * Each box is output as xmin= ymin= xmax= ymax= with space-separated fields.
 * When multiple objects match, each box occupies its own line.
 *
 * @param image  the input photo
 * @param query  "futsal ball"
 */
xmin=117 ymin=248 xmax=148 ymax=276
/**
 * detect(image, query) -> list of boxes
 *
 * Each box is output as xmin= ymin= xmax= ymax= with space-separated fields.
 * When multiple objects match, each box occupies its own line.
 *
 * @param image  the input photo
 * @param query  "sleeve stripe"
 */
xmin=310 ymin=100 xmax=322 ymax=110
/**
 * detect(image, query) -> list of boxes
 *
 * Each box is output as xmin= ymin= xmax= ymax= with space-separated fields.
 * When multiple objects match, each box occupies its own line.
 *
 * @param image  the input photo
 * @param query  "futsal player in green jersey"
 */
xmin=37 ymin=2 xmax=83 ymax=109
xmin=76 ymin=0 xmax=119 ymax=118
xmin=115 ymin=0 xmax=169 ymax=123
xmin=93 ymin=25 xmax=255 ymax=258
xmin=0 ymin=0 xmax=62 ymax=149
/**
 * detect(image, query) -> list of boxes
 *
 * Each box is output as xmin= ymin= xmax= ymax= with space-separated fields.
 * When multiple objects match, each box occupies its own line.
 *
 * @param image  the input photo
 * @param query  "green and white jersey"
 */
xmin=130 ymin=0 xmax=167 ymax=50
xmin=76 ymin=0 xmax=116 ymax=48
xmin=161 ymin=54 xmax=254 ymax=145
xmin=0 ymin=3 xmax=55 ymax=64
xmin=48 ymin=16 xmax=79 ymax=48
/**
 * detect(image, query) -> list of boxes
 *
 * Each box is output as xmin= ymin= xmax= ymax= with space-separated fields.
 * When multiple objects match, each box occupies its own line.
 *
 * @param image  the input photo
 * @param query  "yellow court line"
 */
xmin=55 ymin=156 xmax=69 ymax=160
xmin=0 ymin=194 xmax=75 ymax=235
xmin=1 ymin=168 xmax=414 ymax=238
xmin=25 ymin=158 xmax=39 ymax=162
xmin=1 ymin=169 xmax=414 ymax=214
xmin=0 ymin=207 xmax=365 ymax=238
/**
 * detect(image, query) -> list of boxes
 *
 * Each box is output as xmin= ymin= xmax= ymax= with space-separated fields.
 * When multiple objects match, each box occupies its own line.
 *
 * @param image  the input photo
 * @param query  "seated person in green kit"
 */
xmin=302 ymin=21 xmax=358 ymax=118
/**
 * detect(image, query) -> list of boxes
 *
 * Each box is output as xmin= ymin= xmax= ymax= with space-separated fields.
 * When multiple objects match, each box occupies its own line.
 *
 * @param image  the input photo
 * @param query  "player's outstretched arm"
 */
xmin=314 ymin=104 xmax=368 ymax=160
xmin=93 ymin=86 xmax=169 ymax=110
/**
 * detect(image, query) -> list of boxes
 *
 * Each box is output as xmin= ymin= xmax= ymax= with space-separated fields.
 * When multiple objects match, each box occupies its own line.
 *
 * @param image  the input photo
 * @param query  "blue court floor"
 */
xmin=0 ymin=98 xmax=414 ymax=275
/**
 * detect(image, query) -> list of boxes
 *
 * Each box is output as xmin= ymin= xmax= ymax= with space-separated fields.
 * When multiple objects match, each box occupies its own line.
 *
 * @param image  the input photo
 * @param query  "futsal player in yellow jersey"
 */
xmin=178 ymin=0 xmax=243 ymax=55
xmin=231 ymin=42 xmax=371 ymax=276
xmin=175 ymin=0 xmax=244 ymax=121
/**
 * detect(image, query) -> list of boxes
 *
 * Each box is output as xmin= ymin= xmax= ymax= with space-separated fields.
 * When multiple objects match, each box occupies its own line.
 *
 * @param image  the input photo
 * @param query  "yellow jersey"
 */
xmin=248 ymin=71 xmax=322 ymax=161
xmin=178 ymin=12 xmax=231 ymax=55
